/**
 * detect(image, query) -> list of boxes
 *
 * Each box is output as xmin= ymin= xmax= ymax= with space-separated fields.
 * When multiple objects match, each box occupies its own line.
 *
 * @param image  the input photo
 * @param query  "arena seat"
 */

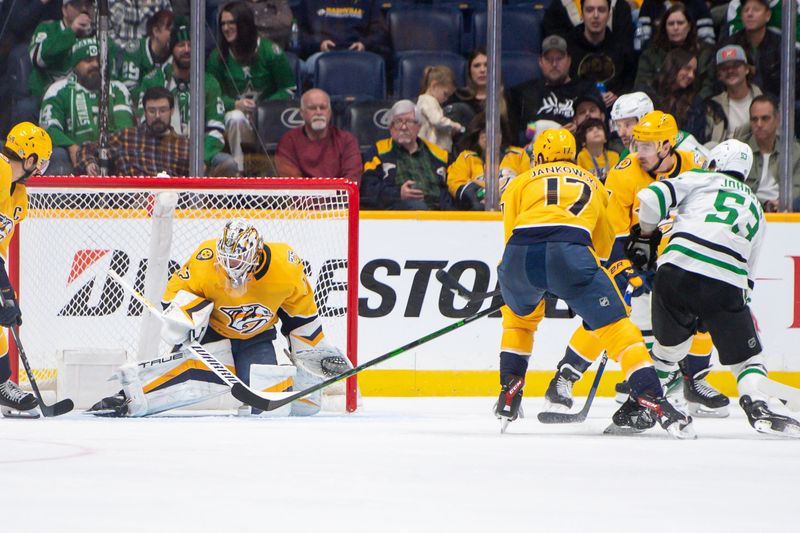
xmin=341 ymin=100 xmax=396 ymax=160
xmin=471 ymin=5 xmax=543 ymax=53
xmin=256 ymin=99 xmax=303 ymax=153
xmin=394 ymin=51 xmax=466 ymax=100
xmin=388 ymin=5 xmax=463 ymax=54
xmin=313 ymin=51 xmax=386 ymax=101
xmin=501 ymin=51 xmax=541 ymax=88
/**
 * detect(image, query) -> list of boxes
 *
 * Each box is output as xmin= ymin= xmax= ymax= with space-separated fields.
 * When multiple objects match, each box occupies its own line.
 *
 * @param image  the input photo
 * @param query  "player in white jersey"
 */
xmin=628 ymin=139 xmax=800 ymax=437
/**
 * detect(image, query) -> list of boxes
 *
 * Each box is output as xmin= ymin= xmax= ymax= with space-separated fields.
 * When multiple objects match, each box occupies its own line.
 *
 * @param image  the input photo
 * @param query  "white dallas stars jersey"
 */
xmin=638 ymin=169 xmax=765 ymax=291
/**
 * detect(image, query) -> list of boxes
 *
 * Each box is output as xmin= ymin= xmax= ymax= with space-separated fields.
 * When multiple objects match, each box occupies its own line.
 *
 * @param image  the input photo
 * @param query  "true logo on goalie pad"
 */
xmin=219 ymin=303 xmax=274 ymax=334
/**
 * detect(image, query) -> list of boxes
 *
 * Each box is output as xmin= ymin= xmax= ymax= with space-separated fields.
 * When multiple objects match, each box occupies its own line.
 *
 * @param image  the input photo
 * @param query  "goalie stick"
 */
xmin=0 ymin=293 xmax=74 ymax=417
xmin=537 ymin=353 xmax=608 ymax=424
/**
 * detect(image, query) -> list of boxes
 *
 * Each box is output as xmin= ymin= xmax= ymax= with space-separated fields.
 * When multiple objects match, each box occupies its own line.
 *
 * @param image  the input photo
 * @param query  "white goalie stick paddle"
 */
xmin=106 ymin=270 xmax=294 ymax=405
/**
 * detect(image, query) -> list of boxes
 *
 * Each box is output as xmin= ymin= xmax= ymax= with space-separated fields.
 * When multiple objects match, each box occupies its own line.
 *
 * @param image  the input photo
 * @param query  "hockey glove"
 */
xmin=607 ymin=259 xmax=652 ymax=304
xmin=624 ymin=224 xmax=662 ymax=272
xmin=0 ymin=287 xmax=22 ymax=327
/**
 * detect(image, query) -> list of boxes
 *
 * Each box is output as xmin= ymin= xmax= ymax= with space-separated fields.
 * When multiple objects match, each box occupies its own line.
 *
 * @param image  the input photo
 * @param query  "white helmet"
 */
xmin=216 ymin=219 xmax=263 ymax=288
xmin=707 ymin=139 xmax=753 ymax=178
xmin=610 ymin=92 xmax=654 ymax=122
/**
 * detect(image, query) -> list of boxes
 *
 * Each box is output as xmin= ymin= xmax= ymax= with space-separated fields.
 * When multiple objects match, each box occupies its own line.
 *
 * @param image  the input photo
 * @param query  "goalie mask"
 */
xmin=216 ymin=220 xmax=263 ymax=288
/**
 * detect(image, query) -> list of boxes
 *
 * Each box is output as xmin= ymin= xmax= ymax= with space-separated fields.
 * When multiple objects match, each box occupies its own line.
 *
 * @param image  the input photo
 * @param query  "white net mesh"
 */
xmin=13 ymin=177 xmax=357 ymax=409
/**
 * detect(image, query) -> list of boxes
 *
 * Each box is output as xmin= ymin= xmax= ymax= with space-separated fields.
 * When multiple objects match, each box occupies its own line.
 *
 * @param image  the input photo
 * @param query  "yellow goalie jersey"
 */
xmin=0 ymin=154 xmax=28 ymax=262
xmin=163 ymin=239 xmax=319 ymax=340
xmin=501 ymin=161 xmax=615 ymax=261
xmin=605 ymin=149 xmax=700 ymax=238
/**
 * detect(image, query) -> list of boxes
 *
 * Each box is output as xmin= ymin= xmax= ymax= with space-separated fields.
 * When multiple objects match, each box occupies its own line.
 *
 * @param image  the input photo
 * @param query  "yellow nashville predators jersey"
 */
xmin=163 ymin=239 xmax=319 ymax=340
xmin=501 ymin=161 xmax=615 ymax=260
xmin=604 ymin=149 xmax=701 ymax=238
xmin=446 ymin=146 xmax=531 ymax=198
xmin=0 ymin=154 xmax=28 ymax=262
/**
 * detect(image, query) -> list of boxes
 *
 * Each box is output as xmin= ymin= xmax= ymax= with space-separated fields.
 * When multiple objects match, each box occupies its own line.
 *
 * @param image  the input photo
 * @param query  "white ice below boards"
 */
xmin=2 ymin=397 xmax=798 ymax=533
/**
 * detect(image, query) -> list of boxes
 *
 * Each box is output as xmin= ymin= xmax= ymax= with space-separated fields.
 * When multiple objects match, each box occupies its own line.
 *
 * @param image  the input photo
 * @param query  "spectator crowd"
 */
xmin=0 ymin=0 xmax=797 ymax=211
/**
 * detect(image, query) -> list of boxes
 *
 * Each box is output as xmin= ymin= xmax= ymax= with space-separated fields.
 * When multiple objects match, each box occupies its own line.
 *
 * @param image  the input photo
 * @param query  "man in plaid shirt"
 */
xmin=77 ymin=86 xmax=189 ymax=176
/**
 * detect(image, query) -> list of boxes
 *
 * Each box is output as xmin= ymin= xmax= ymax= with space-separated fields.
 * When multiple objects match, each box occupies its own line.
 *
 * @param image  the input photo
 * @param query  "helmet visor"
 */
xmin=631 ymin=140 xmax=661 ymax=157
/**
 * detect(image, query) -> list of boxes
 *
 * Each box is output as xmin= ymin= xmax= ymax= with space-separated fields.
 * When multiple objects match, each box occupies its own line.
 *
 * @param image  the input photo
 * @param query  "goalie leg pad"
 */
xmin=249 ymin=364 xmax=296 ymax=417
xmin=112 ymin=340 xmax=235 ymax=416
xmin=290 ymin=366 xmax=322 ymax=417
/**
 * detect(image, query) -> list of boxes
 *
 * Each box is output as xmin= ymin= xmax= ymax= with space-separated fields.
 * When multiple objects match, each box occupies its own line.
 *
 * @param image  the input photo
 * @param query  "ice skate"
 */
xmin=606 ymin=393 xmax=695 ymax=439
xmin=494 ymin=375 xmax=524 ymax=433
xmin=87 ymin=391 xmax=130 ymax=417
xmin=740 ymin=395 xmax=800 ymax=438
xmin=540 ymin=365 xmax=581 ymax=414
xmin=0 ymin=379 xmax=38 ymax=416
xmin=682 ymin=363 xmax=729 ymax=418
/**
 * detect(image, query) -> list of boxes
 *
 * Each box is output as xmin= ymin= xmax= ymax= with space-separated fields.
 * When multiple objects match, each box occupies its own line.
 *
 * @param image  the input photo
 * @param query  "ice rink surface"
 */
xmin=2 ymin=397 xmax=798 ymax=533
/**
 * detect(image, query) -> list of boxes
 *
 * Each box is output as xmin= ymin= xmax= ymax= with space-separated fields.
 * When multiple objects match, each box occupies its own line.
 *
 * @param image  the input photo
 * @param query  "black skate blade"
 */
xmin=603 ymin=423 xmax=646 ymax=435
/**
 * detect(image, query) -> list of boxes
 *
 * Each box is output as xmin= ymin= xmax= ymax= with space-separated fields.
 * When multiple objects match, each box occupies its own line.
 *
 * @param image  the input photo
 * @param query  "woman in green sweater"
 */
xmin=208 ymin=0 xmax=296 ymax=172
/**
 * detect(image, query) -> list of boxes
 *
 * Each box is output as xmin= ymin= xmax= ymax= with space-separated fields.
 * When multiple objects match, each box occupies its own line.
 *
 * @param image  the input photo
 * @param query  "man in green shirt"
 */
xmin=39 ymin=37 xmax=134 ymax=175
xmin=139 ymin=19 xmax=238 ymax=177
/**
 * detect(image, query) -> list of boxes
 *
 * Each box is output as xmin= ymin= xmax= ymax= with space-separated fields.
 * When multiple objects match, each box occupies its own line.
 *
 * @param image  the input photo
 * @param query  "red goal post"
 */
xmin=8 ymin=176 xmax=359 ymax=412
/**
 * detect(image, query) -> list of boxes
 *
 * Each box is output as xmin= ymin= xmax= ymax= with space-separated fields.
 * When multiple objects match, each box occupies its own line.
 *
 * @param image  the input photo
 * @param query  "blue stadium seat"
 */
xmin=313 ymin=51 xmax=386 ymax=101
xmin=501 ymin=51 xmax=541 ymax=88
xmin=256 ymin=99 xmax=303 ymax=152
xmin=388 ymin=5 xmax=463 ymax=54
xmin=471 ymin=5 xmax=543 ymax=54
xmin=394 ymin=51 xmax=466 ymax=100
xmin=341 ymin=100 xmax=396 ymax=159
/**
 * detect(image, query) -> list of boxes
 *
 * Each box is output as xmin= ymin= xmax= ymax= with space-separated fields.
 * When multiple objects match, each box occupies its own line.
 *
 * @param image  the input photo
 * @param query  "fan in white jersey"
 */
xmin=628 ymin=139 xmax=799 ymax=437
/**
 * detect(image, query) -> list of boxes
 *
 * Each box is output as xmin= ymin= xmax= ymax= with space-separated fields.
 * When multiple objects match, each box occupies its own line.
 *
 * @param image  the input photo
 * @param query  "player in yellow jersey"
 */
xmin=0 ymin=122 xmax=52 ymax=418
xmin=495 ymin=128 xmax=693 ymax=438
xmin=540 ymin=111 xmax=729 ymax=419
xmin=89 ymin=219 xmax=352 ymax=417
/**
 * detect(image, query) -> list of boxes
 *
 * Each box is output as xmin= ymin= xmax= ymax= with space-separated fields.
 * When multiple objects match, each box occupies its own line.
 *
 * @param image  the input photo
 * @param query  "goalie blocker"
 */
xmin=89 ymin=219 xmax=352 ymax=417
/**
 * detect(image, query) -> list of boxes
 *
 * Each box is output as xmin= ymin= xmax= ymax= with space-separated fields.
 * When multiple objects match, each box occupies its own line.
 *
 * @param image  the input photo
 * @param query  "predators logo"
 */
xmin=219 ymin=303 xmax=274 ymax=334
xmin=0 ymin=213 xmax=14 ymax=240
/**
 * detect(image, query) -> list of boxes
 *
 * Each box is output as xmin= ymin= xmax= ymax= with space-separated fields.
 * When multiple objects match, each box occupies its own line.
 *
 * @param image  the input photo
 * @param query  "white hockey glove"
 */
xmin=286 ymin=320 xmax=353 ymax=378
xmin=161 ymin=290 xmax=214 ymax=346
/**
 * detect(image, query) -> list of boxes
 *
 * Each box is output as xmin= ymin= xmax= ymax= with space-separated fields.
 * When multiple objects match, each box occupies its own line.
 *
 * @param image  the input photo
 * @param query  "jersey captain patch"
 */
xmin=219 ymin=303 xmax=275 ymax=334
xmin=196 ymin=248 xmax=214 ymax=261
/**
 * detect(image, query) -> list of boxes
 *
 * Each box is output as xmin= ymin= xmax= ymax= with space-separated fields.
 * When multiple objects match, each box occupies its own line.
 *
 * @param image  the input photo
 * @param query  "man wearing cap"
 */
xmin=507 ymin=35 xmax=602 ymax=144
xmin=39 ymin=37 xmax=134 ymax=175
xmin=705 ymin=44 xmax=762 ymax=147
xmin=360 ymin=100 xmax=453 ymax=210
xmin=723 ymin=0 xmax=786 ymax=99
xmin=138 ymin=18 xmax=238 ymax=177
xmin=28 ymin=0 xmax=98 ymax=102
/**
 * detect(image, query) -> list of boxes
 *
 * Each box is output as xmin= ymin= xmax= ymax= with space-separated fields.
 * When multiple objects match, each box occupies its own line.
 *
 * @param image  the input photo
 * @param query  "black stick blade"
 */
xmin=40 ymin=399 xmax=74 ymax=417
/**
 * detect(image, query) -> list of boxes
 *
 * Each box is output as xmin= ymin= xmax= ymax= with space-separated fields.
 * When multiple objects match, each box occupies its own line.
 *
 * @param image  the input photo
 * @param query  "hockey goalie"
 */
xmin=89 ymin=219 xmax=352 ymax=417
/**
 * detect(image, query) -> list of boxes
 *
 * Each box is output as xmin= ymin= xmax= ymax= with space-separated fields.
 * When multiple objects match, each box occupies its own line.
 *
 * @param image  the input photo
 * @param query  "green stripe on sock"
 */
xmin=737 ymin=367 xmax=767 ymax=382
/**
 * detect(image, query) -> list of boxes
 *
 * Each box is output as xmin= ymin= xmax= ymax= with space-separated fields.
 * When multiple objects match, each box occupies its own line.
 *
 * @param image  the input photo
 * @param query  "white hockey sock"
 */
xmin=730 ymin=355 xmax=768 ymax=402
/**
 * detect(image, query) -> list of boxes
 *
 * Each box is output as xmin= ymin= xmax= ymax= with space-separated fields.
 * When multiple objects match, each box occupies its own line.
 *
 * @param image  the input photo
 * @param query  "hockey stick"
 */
xmin=230 ymin=301 xmax=504 ymax=411
xmin=537 ymin=353 xmax=608 ymax=424
xmin=0 ymin=293 xmax=74 ymax=417
xmin=435 ymin=269 xmax=502 ymax=303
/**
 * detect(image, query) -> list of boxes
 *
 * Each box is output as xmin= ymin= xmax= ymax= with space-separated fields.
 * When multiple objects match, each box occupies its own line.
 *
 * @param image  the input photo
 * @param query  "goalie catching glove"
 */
xmin=285 ymin=319 xmax=352 ymax=378
xmin=624 ymin=224 xmax=662 ymax=272
xmin=160 ymin=290 xmax=214 ymax=346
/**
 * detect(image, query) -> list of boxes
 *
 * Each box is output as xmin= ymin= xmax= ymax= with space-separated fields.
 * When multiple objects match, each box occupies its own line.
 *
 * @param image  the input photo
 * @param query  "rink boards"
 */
xmin=356 ymin=212 xmax=800 ymax=396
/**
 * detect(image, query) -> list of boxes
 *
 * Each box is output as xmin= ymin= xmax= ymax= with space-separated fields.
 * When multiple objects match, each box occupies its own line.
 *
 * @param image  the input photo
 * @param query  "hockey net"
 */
xmin=9 ymin=176 xmax=359 ymax=412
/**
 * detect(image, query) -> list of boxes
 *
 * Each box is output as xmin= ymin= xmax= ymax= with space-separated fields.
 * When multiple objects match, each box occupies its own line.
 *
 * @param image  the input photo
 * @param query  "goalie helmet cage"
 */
xmin=8 ymin=176 xmax=359 ymax=413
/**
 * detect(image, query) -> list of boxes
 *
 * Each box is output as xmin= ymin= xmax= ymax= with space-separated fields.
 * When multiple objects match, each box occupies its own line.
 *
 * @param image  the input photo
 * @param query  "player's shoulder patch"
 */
xmin=287 ymin=248 xmax=301 ymax=265
xmin=196 ymin=247 xmax=214 ymax=261
xmin=614 ymin=157 xmax=632 ymax=170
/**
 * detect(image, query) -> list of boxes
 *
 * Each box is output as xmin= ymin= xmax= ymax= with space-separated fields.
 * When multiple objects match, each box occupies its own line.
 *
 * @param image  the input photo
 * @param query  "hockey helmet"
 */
xmin=707 ymin=139 xmax=753 ymax=179
xmin=532 ymin=128 xmax=576 ymax=164
xmin=216 ymin=219 xmax=263 ymax=288
xmin=5 ymin=122 xmax=52 ymax=175
xmin=632 ymin=111 xmax=678 ymax=147
xmin=610 ymin=92 xmax=654 ymax=122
